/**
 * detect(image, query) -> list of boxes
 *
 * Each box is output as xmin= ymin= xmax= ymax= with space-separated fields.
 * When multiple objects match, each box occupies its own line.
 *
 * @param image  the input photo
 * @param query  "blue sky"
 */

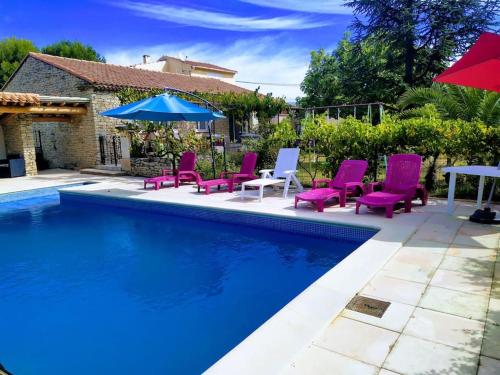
xmin=0 ymin=1 xmax=353 ymax=99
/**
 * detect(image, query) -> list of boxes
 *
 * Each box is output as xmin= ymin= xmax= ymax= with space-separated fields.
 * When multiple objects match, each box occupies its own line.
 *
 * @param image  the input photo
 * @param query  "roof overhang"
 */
xmin=0 ymin=92 xmax=89 ymax=124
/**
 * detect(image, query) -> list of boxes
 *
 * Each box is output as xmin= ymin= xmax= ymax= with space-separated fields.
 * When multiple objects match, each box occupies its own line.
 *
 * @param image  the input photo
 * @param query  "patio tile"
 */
xmin=286 ymin=345 xmax=378 ymax=375
xmin=430 ymin=269 xmax=491 ymax=295
xmin=314 ymin=317 xmax=399 ymax=367
xmin=446 ymin=246 xmax=498 ymax=261
xmin=411 ymin=214 xmax=462 ymax=244
xmin=361 ymin=275 xmax=426 ymax=306
xmin=478 ymin=356 xmax=500 ymax=375
xmin=403 ymin=239 xmax=449 ymax=254
xmin=453 ymin=234 xmax=499 ymax=249
xmin=378 ymin=370 xmax=400 ymax=375
xmin=459 ymin=222 xmax=500 ymax=237
xmin=419 ymin=286 xmax=489 ymax=321
xmin=491 ymin=279 xmax=500 ymax=298
xmin=403 ymin=307 xmax=484 ymax=353
xmin=439 ymin=255 xmax=495 ymax=277
xmin=342 ymin=297 xmax=415 ymax=333
xmin=381 ymin=249 xmax=442 ymax=283
xmin=486 ymin=298 xmax=500 ymax=326
xmin=383 ymin=334 xmax=478 ymax=375
xmin=481 ymin=323 xmax=500 ymax=360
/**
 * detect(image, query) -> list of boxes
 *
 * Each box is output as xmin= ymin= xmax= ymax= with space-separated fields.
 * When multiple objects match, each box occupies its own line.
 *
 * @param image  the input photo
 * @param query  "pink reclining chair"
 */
xmin=295 ymin=160 xmax=368 ymax=212
xmin=219 ymin=152 xmax=258 ymax=185
xmin=196 ymin=152 xmax=258 ymax=195
xmin=144 ymin=151 xmax=201 ymax=190
xmin=356 ymin=154 xmax=422 ymax=218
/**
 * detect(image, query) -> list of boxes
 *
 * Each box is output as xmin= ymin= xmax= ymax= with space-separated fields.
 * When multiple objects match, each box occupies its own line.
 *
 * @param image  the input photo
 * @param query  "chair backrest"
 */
xmin=239 ymin=152 xmax=257 ymax=175
xmin=273 ymin=148 xmax=300 ymax=179
xmin=178 ymin=151 xmax=196 ymax=171
xmin=384 ymin=154 xmax=422 ymax=193
xmin=331 ymin=160 xmax=368 ymax=189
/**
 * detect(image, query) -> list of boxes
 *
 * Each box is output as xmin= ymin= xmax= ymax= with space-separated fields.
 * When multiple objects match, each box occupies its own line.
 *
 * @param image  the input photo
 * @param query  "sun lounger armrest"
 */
xmin=162 ymin=169 xmax=177 ymax=176
xmin=282 ymin=170 xmax=297 ymax=175
xmin=367 ymin=181 xmax=383 ymax=193
xmin=312 ymin=178 xmax=332 ymax=189
xmin=178 ymin=171 xmax=202 ymax=184
xmin=219 ymin=170 xmax=235 ymax=179
xmin=343 ymin=181 xmax=365 ymax=192
xmin=259 ymin=169 xmax=274 ymax=178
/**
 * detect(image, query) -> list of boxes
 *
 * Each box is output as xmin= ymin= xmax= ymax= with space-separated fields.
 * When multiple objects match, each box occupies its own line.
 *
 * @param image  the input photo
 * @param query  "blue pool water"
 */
xmin=0 ymin=189 xmax=374 ymax=374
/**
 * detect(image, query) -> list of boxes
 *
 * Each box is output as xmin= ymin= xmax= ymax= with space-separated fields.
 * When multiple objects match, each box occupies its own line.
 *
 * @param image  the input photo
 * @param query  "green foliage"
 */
xmin=0 ymin=37 xmax=38 ymax=87
xmin=0 ymin=37 xmax=105 ymax=87
xmin=41 ymin=40 xmax=105 ymax=62
xmin=346 ymin=0 xmax=499 ymax=86
xmin=399 ymin=84 xmax=500 ymax=126
xmin=299 ymin=35 xmax=406 ymax=106
xmin=289 ymin=115 xmax=497 ymax=191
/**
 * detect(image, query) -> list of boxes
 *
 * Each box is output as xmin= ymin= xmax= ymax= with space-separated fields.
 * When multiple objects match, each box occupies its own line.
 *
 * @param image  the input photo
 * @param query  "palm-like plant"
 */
xmin=398 ymin=84 xmax=500 ymax=126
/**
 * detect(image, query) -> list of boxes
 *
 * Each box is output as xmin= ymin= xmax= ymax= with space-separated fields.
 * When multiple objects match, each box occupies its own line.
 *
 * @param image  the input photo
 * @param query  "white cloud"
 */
xmin=112 ymin=1 xmax=332 ymax=31
xmin=239 ymin=0 xmax=351 ymax=14
xmin=105 ymin=37 xmax=311 ymax=101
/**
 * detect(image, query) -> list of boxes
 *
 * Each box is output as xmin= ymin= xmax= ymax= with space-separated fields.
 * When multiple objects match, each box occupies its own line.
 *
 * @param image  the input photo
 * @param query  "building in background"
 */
xmin=134 ymin=55 xmax=237 ymax=84
xmin=0 ymin=53 xmax=249 ymax=176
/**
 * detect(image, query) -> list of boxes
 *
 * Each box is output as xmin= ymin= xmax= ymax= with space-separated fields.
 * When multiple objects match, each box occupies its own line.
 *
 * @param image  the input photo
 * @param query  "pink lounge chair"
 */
xmin=356 ymin=154 xmax=422 ymax=218
xmin=195 ymin=152 xmax=257 ymax=195
xmin=295 ymin=160 xmax=368 ymax=212
xmin=219 ymin=152 xmax=258 ymax=185
xmin=143 ymin=151 xmax=201 ymax=190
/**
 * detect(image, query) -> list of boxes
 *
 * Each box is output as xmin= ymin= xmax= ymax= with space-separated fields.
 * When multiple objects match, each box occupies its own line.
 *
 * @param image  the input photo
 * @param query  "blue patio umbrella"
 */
xmin=101 ymin=91 xmax=226 ymax=178
xmin=101 ymin=93 xmax=226 ymax=122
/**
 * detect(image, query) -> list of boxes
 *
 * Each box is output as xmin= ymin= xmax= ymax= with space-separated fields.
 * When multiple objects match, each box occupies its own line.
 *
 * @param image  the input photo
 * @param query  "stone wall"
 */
xmin=32 ymin=122 xmax=72 ymax=168
xmin=3 ymin=56 xmax=126 ymax=169
xmin=130 ymin=157 xmax=173 ymax=177
xmin=2 ymin=115 xmax=37 ymax=176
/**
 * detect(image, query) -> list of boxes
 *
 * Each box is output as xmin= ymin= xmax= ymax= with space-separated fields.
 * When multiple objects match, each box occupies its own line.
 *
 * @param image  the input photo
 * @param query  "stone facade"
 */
xmin=1 ymin=115 xmax=37 ymax=176
xmin=130 ymin=157 xmax=173 ymax=177
xmin=2 ymin=55 xmax=233 ymax=172
xmin=3 ymin=57 xmax=122 ymax=170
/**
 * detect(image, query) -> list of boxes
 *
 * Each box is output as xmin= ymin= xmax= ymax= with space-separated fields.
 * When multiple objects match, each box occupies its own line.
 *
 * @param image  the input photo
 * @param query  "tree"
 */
xmin=345 ymin=0 xmax=500 ymax=86
xmin=299 ymin=34 xmax=406 ymax=107
xmin=399 ymin=84 xmax=500 ymax=126
xmin=0 ymin=37 xmax=38 ymax=87
xmin=42 ymin=40 xmax=105 ymax=62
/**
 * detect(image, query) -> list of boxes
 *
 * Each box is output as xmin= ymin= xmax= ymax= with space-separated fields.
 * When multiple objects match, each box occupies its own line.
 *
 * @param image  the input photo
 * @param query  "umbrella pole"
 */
xmin=208 ymin=120 xmax=216 ymax=179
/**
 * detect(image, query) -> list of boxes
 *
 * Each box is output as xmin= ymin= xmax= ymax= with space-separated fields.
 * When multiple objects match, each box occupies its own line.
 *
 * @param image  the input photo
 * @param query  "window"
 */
xmin=196 ymin=121 xmax=210 ymax=132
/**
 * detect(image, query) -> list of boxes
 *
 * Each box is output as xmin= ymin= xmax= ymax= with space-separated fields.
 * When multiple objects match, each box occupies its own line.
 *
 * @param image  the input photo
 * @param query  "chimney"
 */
xmin=142 ymin=55 xmax=151 ymax=64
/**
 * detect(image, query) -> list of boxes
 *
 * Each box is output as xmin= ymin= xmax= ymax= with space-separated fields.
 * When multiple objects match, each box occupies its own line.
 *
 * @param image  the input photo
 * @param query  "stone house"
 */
xmin=0 ymin=52 xmax=250 ymax=176
xmin=134 ymin=55 xmax=237 ymax=84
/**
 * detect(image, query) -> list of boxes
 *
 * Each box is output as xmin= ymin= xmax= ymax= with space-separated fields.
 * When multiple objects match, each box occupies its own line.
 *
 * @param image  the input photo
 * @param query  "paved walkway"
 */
xmin=286 ymin=216 xmax=499 ymax=375
xmin=1 ymin=170 xmax=499 ymax=375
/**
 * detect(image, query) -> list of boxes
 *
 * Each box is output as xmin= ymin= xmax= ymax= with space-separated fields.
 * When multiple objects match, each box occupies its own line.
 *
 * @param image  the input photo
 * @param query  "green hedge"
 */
xmin=248 ymin=114 xmax=499 ymax=193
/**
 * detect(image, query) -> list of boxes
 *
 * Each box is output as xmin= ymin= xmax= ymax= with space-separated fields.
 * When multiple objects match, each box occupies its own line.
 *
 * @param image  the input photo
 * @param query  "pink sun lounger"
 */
xmin=219 ymin=152 xmax=258 ymax=185
xmin=144 ymin=151 xmax=200 ymax=190
xmin=356 ymin=154 xmax=422 ymax=218
xmin=195 ymin=152 xmax=257 ymax=194
xmin=295 ymin=160 xmax=368 ymax=212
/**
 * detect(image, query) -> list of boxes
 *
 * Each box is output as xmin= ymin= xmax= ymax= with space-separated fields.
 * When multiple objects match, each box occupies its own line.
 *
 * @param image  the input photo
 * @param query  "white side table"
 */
xmin=442 ymin=166 xmax=500 ymax=214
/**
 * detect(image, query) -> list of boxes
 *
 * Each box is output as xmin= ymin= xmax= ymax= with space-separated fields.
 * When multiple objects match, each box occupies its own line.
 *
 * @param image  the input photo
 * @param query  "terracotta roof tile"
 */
xmin=0 ymin=92 xmax=40 ymax=106
xmin=29 ymin=53 xmax=248 ymax=94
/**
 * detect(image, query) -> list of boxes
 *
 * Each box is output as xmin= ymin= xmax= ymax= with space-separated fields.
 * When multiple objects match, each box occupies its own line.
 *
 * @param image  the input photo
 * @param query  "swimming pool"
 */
xmin=0 ymin=187 xmax=375 ymax=374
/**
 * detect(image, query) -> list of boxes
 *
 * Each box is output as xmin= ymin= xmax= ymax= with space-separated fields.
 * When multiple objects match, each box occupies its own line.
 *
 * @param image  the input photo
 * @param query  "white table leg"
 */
xmin=447 ymin=172 xmax=457 ymax=215
xmin=259 ymin=185 xmax=264 ymax=202
xmin=477 ymin=175 xmax=485 ymax=209
xmin=241 ymin=183 xmax=246 ymax=200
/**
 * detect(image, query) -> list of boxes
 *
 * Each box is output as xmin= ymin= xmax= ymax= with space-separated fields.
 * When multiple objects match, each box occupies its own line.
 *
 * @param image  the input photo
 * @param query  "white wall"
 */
xmin=0 ymin=126 xmax=6 ymax=159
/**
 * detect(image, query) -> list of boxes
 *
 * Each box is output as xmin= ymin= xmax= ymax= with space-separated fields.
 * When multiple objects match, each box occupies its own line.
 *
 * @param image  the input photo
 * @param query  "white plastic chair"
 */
xmin=241 ymin=148 xmax=303 ymax=202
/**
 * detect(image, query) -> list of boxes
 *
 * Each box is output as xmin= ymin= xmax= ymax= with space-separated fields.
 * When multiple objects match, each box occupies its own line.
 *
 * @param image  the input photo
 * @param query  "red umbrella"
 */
xmin=433 ymin=32 xmax=500 ymax=92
